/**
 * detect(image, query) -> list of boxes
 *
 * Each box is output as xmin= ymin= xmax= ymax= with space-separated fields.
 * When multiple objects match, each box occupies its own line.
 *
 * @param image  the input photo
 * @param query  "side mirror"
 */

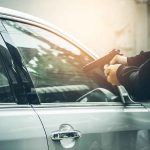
xmin=76 ymin=88 xmax=118 ymax=102
xmin=117 ymin=85 xmax=136 ymax=104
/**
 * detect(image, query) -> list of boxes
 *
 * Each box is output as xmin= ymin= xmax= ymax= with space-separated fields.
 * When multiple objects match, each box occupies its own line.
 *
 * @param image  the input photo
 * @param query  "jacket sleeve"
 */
xmin=127 ymin=51 xmax=150 ymax=67
xmin=117 ymin=58 xmax=150 ymax=101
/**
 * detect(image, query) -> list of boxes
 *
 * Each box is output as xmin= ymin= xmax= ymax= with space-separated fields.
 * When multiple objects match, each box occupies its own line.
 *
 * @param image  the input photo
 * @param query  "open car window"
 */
xmin=3 ymin=20 xmax=120 ymax=103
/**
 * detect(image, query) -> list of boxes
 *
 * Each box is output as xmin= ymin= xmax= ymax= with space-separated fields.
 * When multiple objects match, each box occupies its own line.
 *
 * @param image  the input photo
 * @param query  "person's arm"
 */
xmin=117 ymin=58 xmax=150 ymax=100
xmin=110 ymin=51 xmax=150 ymax=67
xmin=127 ymin=51 xmax=150 ymax=67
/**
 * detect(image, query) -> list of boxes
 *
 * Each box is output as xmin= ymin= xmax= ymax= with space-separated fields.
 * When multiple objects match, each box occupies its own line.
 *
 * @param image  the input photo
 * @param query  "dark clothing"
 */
xmin=117 ymin=51 xmax=150 ymax=101
xmin=127 ymin=51 xmax=150 ymax=67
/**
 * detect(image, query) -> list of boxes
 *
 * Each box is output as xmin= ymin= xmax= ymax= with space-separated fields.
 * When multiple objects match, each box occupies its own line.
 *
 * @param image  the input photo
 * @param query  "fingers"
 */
xmin=107 ymin=75 xmax=116 ymax=85
xmin=110 ymin=54 xmax=127 ymax=65
xmin=104 ymin=64 xmax=121 ymax=86
xmin=104 ymin=64 xmax=109 ymax=76
xmin=104 ymin=64 xmax=108 ymax=69
xmin=107 ymin=75 xmax=111 ymax=83
xmin=110 ymin=55 xmax=118 ymax=65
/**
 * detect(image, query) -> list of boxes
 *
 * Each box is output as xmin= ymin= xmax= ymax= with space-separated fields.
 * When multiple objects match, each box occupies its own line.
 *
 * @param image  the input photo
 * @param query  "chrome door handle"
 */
xmin=51 ymin=130 xmax=81 ymax=141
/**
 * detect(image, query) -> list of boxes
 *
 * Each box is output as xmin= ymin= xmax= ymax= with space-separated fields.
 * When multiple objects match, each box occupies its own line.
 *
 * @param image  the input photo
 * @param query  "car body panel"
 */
xmin=33 ymin=104 xmax=150 ymax=150
xmin=0 ymin=105 xmax=48 ymax=150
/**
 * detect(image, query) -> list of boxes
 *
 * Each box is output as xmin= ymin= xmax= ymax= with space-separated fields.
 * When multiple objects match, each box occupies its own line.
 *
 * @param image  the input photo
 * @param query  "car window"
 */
xmin=3 ymin=20 xmax=119 ymax=103
xmin=0 ymin=38 xmax=15 ymax=103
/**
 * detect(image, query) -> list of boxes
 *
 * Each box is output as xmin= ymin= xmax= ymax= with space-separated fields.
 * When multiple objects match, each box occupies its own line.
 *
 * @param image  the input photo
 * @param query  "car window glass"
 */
xmin=0 ymin=43 xmax=15 ymax=103
xmin=3 ymin=20 xmax=119 ymax=103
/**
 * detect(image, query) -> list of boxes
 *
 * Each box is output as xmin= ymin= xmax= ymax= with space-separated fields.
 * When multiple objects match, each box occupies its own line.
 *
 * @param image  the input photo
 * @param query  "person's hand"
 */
xmin=104 ymin=64 xmax=121 ymax=85
xmin=110 ymin=55 xmax=127 ymax=65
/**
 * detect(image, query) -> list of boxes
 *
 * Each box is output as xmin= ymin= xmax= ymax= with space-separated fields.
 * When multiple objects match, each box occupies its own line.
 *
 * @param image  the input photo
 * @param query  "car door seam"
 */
xmin=31 ymin=105 xmax=50 ymax=150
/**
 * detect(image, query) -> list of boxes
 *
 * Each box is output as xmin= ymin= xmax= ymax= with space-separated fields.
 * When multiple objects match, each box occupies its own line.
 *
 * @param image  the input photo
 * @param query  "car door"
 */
xmin=3 ymin=19 xmax=150 ymax=150
xmin=0 ymin=21 xmax=48 ymax=150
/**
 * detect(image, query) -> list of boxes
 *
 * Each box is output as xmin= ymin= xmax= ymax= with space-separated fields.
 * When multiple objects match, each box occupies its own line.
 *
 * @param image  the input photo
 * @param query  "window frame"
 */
xmin=0 ymin=17 xmax=141 ymax=107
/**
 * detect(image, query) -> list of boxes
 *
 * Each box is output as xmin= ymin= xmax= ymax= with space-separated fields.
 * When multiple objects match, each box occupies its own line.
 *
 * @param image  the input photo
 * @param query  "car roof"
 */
xmin=0 ymin=7 xmax=98 ymax=59
xmin=0 ymin=7 xmax=60 ymax=32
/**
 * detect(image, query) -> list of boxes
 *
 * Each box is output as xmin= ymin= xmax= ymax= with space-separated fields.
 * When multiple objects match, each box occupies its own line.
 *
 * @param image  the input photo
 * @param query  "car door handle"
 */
xmin=51 ymin=130 xmax=81 ymax=141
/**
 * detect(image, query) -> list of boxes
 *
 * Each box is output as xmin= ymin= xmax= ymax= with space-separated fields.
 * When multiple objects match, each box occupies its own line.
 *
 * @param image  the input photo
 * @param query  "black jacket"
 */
xmin=117 ymin=51 xmax=150 ymax=101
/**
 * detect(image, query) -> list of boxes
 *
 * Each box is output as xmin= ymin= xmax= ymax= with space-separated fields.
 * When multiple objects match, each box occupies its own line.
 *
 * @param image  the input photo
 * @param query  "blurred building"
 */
xmin=0 ymin=0 xmax=150 ymax=56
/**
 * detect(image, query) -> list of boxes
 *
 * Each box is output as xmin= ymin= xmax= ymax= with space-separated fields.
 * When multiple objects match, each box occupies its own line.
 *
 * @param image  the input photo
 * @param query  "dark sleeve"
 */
xmin=127 ymin=51 xmax=150 ymax=67
xmin=117 ymin=58 xmax=150 ymax=101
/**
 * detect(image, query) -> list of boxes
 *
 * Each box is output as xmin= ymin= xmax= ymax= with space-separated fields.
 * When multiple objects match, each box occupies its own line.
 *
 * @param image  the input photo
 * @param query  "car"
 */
xmin=0 ymin=6 xmax=150 ymax=150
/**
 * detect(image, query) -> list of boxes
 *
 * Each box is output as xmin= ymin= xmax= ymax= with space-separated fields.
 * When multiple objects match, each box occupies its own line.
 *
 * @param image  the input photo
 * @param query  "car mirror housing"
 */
xmin=76 ymin=88 xmax=118 ymax=102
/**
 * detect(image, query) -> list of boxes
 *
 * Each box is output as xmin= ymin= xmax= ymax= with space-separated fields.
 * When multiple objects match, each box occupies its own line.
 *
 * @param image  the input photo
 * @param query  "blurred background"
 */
xmin=0 ymin=0 xmax=150 ymax=56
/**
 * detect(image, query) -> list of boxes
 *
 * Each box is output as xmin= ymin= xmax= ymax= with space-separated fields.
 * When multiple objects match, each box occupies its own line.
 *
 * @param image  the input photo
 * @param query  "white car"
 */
xmin=0 ymin=7 xmax=150 ymax=150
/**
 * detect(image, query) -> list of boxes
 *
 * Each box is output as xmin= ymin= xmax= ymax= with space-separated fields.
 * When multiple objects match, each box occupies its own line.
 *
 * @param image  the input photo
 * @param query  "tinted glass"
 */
xmin=0 ymin=38 xmax=15 ymax=103
xmin=4 ymin=20 xmax=118 ymax=103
